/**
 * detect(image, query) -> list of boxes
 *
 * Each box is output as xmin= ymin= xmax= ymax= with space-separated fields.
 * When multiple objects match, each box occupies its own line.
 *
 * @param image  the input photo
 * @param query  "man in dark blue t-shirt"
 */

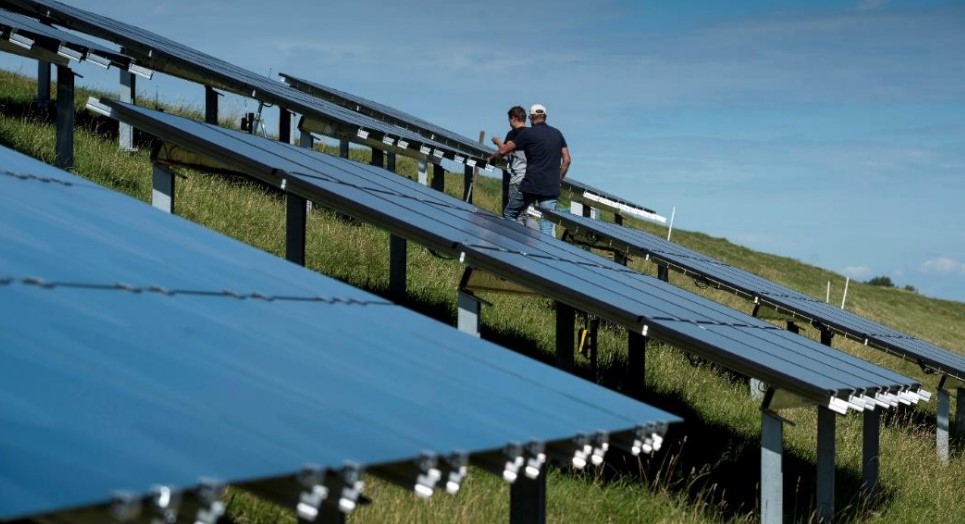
xmin=490 ymin=103 xmax=571 ymax=236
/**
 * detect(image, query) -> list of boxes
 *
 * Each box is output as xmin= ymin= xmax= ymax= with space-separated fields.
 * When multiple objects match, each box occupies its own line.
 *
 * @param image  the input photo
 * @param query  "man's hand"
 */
xmin=491 ymin=136 xmax=503 ymax=146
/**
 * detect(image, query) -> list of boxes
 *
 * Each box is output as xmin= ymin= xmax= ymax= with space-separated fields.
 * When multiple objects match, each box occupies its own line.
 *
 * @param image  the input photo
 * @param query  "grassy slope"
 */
xmin=1 ymin=69 xmax=963 ymax=523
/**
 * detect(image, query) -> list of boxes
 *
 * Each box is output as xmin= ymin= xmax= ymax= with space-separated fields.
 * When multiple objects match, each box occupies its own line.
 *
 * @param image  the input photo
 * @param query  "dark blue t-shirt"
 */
xmin=512 ymin=123 xmax=567 ymax=197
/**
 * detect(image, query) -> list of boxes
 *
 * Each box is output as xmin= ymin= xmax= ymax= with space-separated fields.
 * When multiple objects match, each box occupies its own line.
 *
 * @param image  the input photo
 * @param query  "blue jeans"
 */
xmin=504 ymin=186 xmax=558 ymax=237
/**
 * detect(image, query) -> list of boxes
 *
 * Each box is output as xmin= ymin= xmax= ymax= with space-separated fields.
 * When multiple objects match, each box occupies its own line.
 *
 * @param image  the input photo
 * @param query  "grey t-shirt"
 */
xmin=505 ymin=127 xmax=527 ymax=185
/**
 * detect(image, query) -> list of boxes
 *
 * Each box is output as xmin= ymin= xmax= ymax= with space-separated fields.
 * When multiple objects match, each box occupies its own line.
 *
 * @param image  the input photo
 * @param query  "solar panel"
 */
xmin=561 ymin=177 xmax=666 ymax=224
xmin=0 ymin=146 xmax=679 ymax=521
xmin=541 ymin=207 xmax=965 ymax=383
xmin=280 ymin=72 xmax=494 ymax=164
xmin=0 ymin=8 xmax=133 ymax=69
xmin=92 ymin=97 xmax=928 ymax=415
xmin=0 ymin=0 xmax=485 ymax=166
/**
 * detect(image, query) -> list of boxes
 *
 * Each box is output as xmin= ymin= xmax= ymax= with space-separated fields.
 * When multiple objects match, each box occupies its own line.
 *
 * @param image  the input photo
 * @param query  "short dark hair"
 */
xmin=508 ymin=106 xmax=526 ymax=122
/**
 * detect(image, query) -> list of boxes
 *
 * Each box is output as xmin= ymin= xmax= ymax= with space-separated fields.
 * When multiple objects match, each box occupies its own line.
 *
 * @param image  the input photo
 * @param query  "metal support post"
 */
xmin=816 ymin=406 xmax=836 ymax=522
xmin=786 ymin=321 xmax=800 ymax=335
xmin=286 ymin=193 xmax=307 ymax=266
xmin=370 ymin=148 xmax=384 ymax=169
xmin=761 ymin=410 xmax=783 ymax=524
xmin=862 ymin=409 xmax=880 ymax=496
xmin=431 ymin=163 xmax=445 ymax=192
xmin=278 ymin=108 xmax=291 ymax=144
xmin=626 ymin=330 xmax=647 ymax=396
xmin=463 ymin=164 xmax=473 ymax=202
xmin=339 ymin=139 xmax=349 ymax=159
xmin=389 ymin=235 xmax=407 ymax=301
xmin=37 ymin=60 xmax=51 ymax=108
xmin=386 ymin=152 xmax=396 ymax=173
xmin=299 ymin=130 xmax=314 ymax=149
xmin=555 ymin=302 xmax=575 ymax=372
xmin=613 ymin=214 xmax=627 ymax=265
xmin=418 ymin=159 xmax=429 ymax=186
xmin=957 ymin=388 xmax=965 ymax=437
xmin=509 ymin=472 xmax=546 ymax=524
xmin=457 ymin=290 xmax=482 ymax=337
xmin=657 ymin=263 xmax=669 ymax=283
xmin=501 ymin=169 xmax=509 ymax=211
xmin=54 ymin=64 xmax=74 ymax=170
xmin=119 ymin=70 xmax=136 ymax=151
xmin=204 ymin=86 xmax=218 ymax=125
xmin=820 ymin=329 xmax=833 ymax=346
xmin=582 ymin=204 xmax=592 ymax=218
xmin=151 ymin=164 xmax=176 ymax=213
xmin=937 ymin=388 xmax=950 ymax=464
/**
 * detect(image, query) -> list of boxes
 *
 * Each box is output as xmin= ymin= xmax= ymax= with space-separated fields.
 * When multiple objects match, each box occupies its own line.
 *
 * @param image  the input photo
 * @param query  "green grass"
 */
xmin=2 ymin=69 xmax=963 ymax=523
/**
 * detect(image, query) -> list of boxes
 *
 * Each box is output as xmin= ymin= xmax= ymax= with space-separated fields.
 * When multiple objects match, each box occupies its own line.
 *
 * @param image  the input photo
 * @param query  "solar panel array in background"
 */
xmin=0 ymin=0 xmax=476 ymax=161
xmin=0 ymin=146 xmax=679 ymax=521
xmin=281 ymin=73 xmax=494 ymax=161
xmin=96 ymin=98 xmax=927 ymax=412
xmin=561 ymin=178 xmax=658 ymax=215
xmin=541 ymin=207 xmax=965 ymax=382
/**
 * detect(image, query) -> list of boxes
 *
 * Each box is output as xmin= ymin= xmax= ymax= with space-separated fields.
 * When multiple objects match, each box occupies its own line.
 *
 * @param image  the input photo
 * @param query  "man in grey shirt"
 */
xmin=492 ymin=106 xmax=537 ymax=229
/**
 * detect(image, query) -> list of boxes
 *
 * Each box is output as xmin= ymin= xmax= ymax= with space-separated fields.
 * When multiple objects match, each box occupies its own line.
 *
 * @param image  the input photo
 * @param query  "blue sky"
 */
xmin=2 ymin=0 xmax=963 ymax=302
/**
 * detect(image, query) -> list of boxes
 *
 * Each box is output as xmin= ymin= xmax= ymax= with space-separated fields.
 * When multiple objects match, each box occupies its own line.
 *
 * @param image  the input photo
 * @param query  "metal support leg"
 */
xmin=626 ymin=330 xmax=647 ymax=396
xmin=339 ymin=139 xmax=349 ymax=159
xmin=37 ymin=60 xmax=51 ymax=108
xmin=386 ymin=152 xmax=396 ymax=173
xmin=862 ymin=409 xmax=880 ymax=496
xmin=613 ymin=214 xmax=627 ymax=266
xmin=300 ymin=130 xmax=314 ymax=149
xmin=761 ymin=410 xmax=783 ymax=524
xmin=938 ymin=388 xmax=950 ymax=464
xmin=750 ymin=378 xmax=766 ymax=400
xmin=151 ymin=164 xmax=176 ymax=213
xmin=278 ymin=108 xmax=291 ymax=144
xmin=820 ymin=329 xmax=833 ymax=346
xmin=370 ymin=148 xmax=384 ymax=169
xmin=418 ymin=159 xmax=429 ymax=185
xmin=816 ymin=406 xmax=836 ymax=522
xmin=457 ymin=290 xmax=481 ymax=337
xmin=501 ymin=169 xmax=509 ymax=211
xmin=55 ymin=65 xmax=74 ymax=170
xmin=463 ymin=165 xmax=473 ymax=202
xmin=286 ymin=193 xmax=307 ymax=266
xmin=555 ymin=302 xmax=575 ymax=372
xmin=119 ymin=70 xmax=136 ymax=151
xmin=509 ymin=472 xmax=546 ymax=524
xmin=204 ymin=86 xmax=218 ymax=125
xmin=786 ymin=321 xmax=800 ymax=335
xmin=389 ymin=235 xmax=407 ymax=301
xmin=956 ymin=388 xmax=965 ymax=437
xmin=657 ymin=263 xmax=669 ymax=283
xmin=431 ymin=163 xmax=445 ymax=192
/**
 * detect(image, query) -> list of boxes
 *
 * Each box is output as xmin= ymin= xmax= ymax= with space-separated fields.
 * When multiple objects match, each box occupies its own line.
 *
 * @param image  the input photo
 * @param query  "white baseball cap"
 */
xmin=530 ymin=103 xmax=547 ymax=115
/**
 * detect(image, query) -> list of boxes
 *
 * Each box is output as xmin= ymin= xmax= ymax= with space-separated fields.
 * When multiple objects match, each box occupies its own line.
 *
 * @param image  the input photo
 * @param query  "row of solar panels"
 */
xmin=0 ymin=145 xmax=678 ymax=522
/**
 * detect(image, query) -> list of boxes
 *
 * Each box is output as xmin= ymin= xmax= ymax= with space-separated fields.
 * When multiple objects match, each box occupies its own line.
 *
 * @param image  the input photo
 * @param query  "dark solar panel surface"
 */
xmin=1 ymin=0 xmax=468 ymax=159
xmin=0 ymin=8 xmax=128 ymax=63
xmin=281 ymin=73 xmax=494 ymax=161
xmin=542 ymin=208 xmax=965 ymax=381
xmin=0 ymin=146 xmax=679 ymax=520
xmin=98 ymin=98 xmax=925 ymax=409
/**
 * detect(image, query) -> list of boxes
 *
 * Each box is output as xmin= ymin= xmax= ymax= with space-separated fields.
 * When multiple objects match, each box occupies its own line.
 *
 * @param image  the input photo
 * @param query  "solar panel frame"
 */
xmin=94 ymin=97 xmax=928 ymax=412
xmin=541 ymin=207 xmax=965 ymax=382
xmin=0 ymin=147 xmax=680 ymax=521
xmin=561 ymin=177 xmax=665 ymax=222
xmin=0 ymin=8 xmax=132 ymax=68
xmin=0 ymin=0 xmax=483 ymax=165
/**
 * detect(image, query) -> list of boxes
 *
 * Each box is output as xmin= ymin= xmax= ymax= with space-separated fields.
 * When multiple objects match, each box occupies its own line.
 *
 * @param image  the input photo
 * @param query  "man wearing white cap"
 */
xmin=490 ymin=103 xmax=571 ymax=236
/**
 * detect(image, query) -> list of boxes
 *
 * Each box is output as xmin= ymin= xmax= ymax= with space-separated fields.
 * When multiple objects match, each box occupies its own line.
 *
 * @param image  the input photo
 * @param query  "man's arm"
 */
xmin=489 ymin=140 xmax=516 ymax=162
xmin=560 ymin=146 xmax=571 ymax=179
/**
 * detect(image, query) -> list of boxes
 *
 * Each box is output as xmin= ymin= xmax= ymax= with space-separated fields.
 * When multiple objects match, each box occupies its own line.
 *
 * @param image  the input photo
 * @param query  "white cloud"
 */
xmin=842 ymin=266 xmax=873 ymax=278
xmin=920 ymin=257 xmax=965 ymax=274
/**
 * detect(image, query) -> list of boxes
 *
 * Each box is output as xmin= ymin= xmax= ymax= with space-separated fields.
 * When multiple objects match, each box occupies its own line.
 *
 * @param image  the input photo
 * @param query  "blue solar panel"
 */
xmin=541 ymin=207 xmax=965 ymax=383
xmin=0 ymin=8 xmax=130 ymax=67
xmin=1 ymin=0 xmax=481 ymax=164
xmin=281 ymin=73 xmax=494 ymax=163
xmin=0 ymin=146 xmax=679 ymax=521
xmin=561 ymin=178 xmax=662 ymax=219
xmin=95 ymin=98 xmax=928 ymax=415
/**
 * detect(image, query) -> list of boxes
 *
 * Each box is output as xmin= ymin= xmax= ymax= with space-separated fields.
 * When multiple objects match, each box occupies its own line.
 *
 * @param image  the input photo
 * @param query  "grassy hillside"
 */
xmin=1 ymin=69 xmax=962 ymax=523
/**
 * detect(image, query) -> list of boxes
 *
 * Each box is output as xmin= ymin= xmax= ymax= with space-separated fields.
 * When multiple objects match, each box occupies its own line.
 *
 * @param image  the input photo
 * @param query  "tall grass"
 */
xmin=1 ymin=69 xmax=963 ymax=523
